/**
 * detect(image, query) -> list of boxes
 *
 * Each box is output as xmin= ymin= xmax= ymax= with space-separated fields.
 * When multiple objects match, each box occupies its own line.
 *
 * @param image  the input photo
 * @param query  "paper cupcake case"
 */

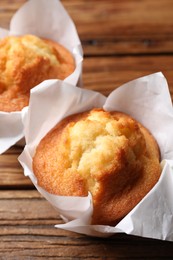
xmin=0 ymin=0 xmax=83 ymax=154
xmin=19 ymin=72 xmax=173 ymax=240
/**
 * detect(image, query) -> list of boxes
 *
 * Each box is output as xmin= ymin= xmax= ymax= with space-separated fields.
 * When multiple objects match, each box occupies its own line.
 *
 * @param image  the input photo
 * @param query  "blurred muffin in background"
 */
xmin=0 ymin=34 xmax=75 ymax=112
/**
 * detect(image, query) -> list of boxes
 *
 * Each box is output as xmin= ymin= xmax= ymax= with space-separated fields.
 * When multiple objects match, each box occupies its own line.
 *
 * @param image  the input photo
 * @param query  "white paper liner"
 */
xmin=19 ymin=72 xmax=173 ymax=240
xmin=0 ymin=0 xmax=83 ymax=154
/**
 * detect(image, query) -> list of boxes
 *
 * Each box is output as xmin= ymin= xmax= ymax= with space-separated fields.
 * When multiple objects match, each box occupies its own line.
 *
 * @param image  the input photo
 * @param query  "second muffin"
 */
xmin=0 ymin=34 xmax=75 ymax=112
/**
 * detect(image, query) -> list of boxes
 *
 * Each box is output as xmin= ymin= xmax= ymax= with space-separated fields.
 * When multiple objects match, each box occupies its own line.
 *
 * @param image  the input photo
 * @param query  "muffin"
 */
xmin=33 ymin=108 xmax=161 ymax=226
xmin=0 ymin=34 xmax=75 ymax=112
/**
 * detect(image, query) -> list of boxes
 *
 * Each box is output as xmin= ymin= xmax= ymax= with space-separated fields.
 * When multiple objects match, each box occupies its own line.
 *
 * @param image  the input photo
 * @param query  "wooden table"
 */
xmin=1 ymin=0 xmax=173 ymax=259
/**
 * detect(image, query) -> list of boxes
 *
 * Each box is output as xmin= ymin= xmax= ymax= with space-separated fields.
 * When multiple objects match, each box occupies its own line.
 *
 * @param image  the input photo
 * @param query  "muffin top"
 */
xmin=0 ymin=34 xmax=75 ymax=111
xmin=33 ymin=109 xmax=161 ymax=225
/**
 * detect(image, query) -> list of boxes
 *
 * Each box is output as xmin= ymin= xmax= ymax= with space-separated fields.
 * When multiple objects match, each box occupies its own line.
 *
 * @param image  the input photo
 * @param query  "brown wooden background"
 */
xmin=0 ymin=0 xmax=173 ymax=259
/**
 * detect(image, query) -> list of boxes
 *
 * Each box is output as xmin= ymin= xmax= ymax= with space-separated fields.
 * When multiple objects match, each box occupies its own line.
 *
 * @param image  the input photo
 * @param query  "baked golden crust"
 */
xmin=0 ymin=34 xmax=75 ymax=112
xmin=33 ymin=108 xmax=161 ymax=226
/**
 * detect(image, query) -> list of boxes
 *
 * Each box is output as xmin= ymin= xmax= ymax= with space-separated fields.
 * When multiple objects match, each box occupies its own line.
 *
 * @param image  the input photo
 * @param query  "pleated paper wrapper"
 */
xmin=19 ymin=72 xmax=173 ymax=240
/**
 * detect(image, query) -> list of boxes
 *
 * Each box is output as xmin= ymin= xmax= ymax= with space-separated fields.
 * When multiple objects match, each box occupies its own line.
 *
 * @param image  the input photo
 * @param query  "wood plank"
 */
xmin=0 ymin=0 xmax=25 ymax=28
xmin=63 ymin=0 xmax=173 ymax=39
xmin=0 ymin=146 xmax=32 ymax=188
xmin=63 ymin=0 xmax=173 ymax=55
xmin=0 ymin=190 xmax=173 ymax=259
xmin=0 ymin=0 xmax=173 ymax=54
xmin=83 ymin=55 xmax=173 ymax=97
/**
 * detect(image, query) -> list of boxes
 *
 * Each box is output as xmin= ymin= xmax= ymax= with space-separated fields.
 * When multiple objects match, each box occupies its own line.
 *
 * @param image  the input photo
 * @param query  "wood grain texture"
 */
xmin=63 ymin=0 xmax=173 ymax=55
xmin=0 ymin=190 xmax=173 ymax=259
xmin=0 ymin=147 xmax=32 ymax=188
xmin=0 ymin=0 xmax=173 ymax=55
xmin=83 ymin=55 xmax=173 ymax=96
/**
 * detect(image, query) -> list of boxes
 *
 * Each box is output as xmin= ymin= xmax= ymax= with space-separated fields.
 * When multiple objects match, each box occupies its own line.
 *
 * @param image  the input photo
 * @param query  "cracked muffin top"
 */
xmin=33 ymin=108 xmax=161 ymax=226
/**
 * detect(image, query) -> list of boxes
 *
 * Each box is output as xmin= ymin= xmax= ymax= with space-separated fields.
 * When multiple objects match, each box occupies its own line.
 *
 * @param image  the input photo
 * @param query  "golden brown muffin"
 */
xmin=33 ymin=108 xmax=161 ymax=226
xmin=0 ymin=34 xmax=75 ymax=112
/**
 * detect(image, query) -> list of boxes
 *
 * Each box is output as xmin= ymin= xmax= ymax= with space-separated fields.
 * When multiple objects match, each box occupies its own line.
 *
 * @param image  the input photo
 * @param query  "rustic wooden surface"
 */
xmin=1 ymin=0 xmax=173 ymax=259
